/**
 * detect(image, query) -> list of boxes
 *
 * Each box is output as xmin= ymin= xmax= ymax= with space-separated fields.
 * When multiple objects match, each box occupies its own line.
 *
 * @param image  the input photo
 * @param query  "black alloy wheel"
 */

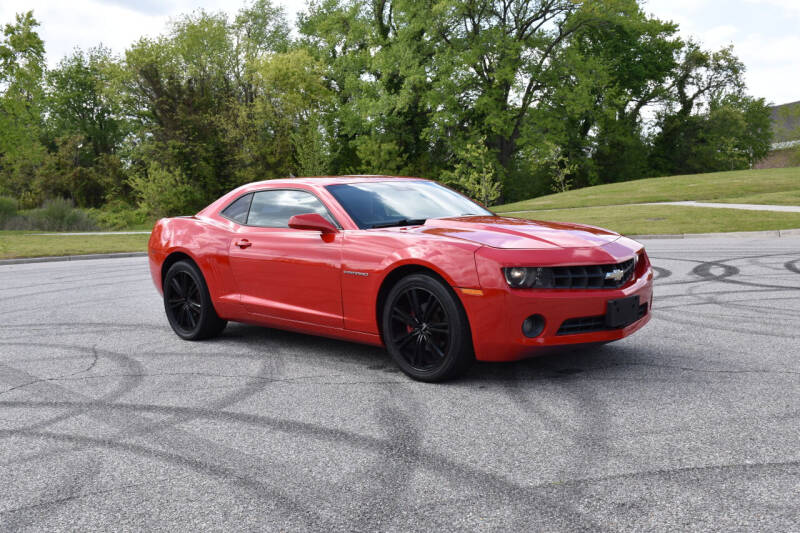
xmin=163 ymin=260 xmax=227 ymax=340
xmin=382 ymin=273 xmax=473 ymax=382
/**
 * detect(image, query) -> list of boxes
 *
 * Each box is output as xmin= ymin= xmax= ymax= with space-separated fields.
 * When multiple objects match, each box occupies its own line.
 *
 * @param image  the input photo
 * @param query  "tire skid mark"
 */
xmin=0 ymin=330 xmax=376 ymax=525
xmin=656 ymin=288 xmax=794 ymax=301
xmin=0 ymin=479 xmax=145 ymax=518
xmin=3 ymin=399 xmax=795 ymax=528
xmin=0 ymin=275 xmax=144 ymax=301
xmin=703 ymin=298 xmax=800 ymax=319
xmin=650 ymin=251 xmax=795 ymax=263
xmin=0 ymin=361 xmax=330 ymax=527
xmin=0 ymin=267 xmax=147 ymax=293
xmin=653 ymin=314 xmax=797 ymax=339
xmin=0 ymin=322 xmax=157 ymax=331
xmin=0 ymin=428 xmax=323 ymax=528
xmin=496 ymin=352 xmax=621 ymax=530
xmin=745 ymin=256 xmax=790 ymax=273
xmin=0 ymin=346 xmax=99 ymax=397
xmin=651 ymin=266 xmax=672 ymax=281
xmin=121 ymin=350 xmax=283 ymax=437
xmin=653 ymin=265 xmax=800 ymax=325
xmin=540 ymin=370 xmax=616 ymax=531
xmin=655 ymin=278 xmax=790 ymax=329
xmin=0 ymin=402 xmax=626 ymax=529
xmin=654 ymin=279 xmax=800 ymax=317
xmin=691 ymin=261 xmax=740 ymax=282
xmin=1 ymin=246 xmax=798 ymax=528
xmin=651 ymin=253 xmax=800 ymax=291
xmin=0 ymin=456 xmax=100 ymax=531
xmin=352 ymin=404 xmax=423 ymax=530
xmin=0 ymin=343 xmax=146 ymax=433
xmin=655 ymin=304 xmax=800 ymax=321
xmin=579 ymin=359 xmax=800 ymax=378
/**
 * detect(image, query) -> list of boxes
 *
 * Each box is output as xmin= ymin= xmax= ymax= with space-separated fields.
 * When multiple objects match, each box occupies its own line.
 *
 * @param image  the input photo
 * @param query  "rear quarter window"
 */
xmin=221 ymin=193 xmax=253 ymax=224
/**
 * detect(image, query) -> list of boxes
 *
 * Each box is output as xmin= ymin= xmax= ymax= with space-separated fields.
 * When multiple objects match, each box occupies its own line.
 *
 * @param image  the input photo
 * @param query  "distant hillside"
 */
xmin=495 ymin=166 xmax=800 ymax=212
xmin=770 ymin=100 xmax=800 ymax=145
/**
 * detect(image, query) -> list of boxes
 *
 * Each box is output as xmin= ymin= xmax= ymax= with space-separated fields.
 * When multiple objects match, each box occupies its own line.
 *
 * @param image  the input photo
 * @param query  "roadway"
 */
xmin=1 ymin=237 xmax=798 ymax=531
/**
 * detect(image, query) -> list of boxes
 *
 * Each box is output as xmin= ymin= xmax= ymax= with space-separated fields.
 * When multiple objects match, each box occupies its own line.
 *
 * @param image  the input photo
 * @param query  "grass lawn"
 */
xmin=4 ymin=166 xmax=800 ymax=260
xmin=496 ymin=166 xmax=800 ymax=212
xmin=0 ymin=231 xmax=150 ymax=259
xmin=509 ymin=205 xmax=800 ymax=235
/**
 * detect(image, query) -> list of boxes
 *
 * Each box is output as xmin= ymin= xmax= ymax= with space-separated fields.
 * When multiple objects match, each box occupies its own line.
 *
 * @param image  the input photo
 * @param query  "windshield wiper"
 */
xmin=369 ymin=218 xmax=427 ymax=229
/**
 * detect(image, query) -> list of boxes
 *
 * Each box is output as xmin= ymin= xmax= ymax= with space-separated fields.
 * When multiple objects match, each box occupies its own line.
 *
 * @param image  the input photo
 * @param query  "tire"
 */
xmin=381 ymin=273 xmax=474 ymax=382
xmin=163 ymin=260 xmax=227 ymax=340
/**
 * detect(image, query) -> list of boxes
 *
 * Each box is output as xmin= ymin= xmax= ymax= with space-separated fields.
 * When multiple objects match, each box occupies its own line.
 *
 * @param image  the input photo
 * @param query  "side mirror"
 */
xmin=288 ymin=213 xmax=338 ymax=234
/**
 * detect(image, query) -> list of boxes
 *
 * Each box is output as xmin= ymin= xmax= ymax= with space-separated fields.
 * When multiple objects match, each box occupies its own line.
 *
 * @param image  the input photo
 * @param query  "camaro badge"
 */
xmin=343 ymin=270 xmax=369 ymax=277
xmin=604 ymin=268 xmax=625 ymax=281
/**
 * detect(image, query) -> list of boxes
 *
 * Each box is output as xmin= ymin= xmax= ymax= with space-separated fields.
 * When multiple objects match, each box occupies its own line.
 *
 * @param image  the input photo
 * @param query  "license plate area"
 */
xmin=605 ymin=296 xmax=639 ymax=328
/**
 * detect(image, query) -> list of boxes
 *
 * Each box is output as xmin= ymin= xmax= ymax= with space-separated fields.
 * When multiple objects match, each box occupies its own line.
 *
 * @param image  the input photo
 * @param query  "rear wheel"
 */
xmin=163 ymin=260 xmax=227 ymax=340
xmin=382 ymin=273 xmax=473 ymax=382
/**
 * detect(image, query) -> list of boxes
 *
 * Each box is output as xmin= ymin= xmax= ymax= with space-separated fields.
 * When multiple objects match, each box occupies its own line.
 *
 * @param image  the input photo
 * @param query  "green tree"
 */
xmin=299 ymin=0 xmax=694 ymax=193
xmin=41 ymin=47 xmax=130 ymax=206
xmin=552 ymin=8 xmax=681 ymax=186
xmin=244 ymin=48 xmax=333 ymax=179
xmin=46 ymin=47 xmax=128 ymax=160
xmin=441 ymin=137 xmax=501 ymax=206
xmin=0 ymin=11 xmax=47 ymax=204
xmin=122 ymin=4 xmax=292 ymax=214
xmin=292 ymin=115 xmax=331 ymax=176
xmin=647 ymin=40 xmax=770 ymax=176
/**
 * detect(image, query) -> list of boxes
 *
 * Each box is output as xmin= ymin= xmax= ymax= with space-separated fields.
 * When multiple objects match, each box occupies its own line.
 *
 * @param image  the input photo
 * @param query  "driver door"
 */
xmin=227 ymin=188 xmax=343 ymax=328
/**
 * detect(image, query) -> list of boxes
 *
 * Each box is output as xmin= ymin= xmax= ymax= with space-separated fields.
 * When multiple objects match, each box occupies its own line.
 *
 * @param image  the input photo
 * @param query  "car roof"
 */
xmin=245 ymin=175 xmax=429 ymax=188
xmin=200 ymin=175 xmax=436 ymax=222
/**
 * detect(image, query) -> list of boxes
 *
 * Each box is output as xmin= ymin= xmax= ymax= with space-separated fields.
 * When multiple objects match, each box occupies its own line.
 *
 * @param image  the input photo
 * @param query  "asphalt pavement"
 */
xmin=1 ymin=237 xmax=798 ymax=531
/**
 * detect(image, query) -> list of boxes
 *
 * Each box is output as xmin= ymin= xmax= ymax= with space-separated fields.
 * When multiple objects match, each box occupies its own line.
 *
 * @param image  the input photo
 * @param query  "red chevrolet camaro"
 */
xmin=148 ymin=176 xmax=653 ymax=381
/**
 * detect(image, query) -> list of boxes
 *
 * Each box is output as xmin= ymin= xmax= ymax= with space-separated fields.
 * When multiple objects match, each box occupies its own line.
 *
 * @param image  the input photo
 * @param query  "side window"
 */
xmin=221 ymin=193 xmax=252 ymax=224
xmin=247 ymin=189 xmax=337 ymax=228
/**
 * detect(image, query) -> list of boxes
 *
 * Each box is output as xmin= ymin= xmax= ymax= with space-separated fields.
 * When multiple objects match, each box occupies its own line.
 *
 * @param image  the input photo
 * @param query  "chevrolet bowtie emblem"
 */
xmin=604 ymin=268 xmax=625 ymax=281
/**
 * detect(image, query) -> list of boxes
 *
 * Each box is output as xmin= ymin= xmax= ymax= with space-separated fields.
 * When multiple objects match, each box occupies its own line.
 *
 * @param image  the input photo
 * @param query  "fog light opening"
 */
xmin=522 ymin=314 xmax=545 ymax=338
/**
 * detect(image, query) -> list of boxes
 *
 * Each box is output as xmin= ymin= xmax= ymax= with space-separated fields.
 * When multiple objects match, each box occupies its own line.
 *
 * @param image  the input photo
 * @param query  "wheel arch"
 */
xmin=161 ymin=251 xmax=198 ymax=290
xmin=375 ymin=263 xmax=468 ymax=342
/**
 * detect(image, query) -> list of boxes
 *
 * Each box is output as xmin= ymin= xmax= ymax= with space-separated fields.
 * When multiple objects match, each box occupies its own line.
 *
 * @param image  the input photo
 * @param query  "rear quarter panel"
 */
xmin=148 ymin=216 xmax=244 ymax=320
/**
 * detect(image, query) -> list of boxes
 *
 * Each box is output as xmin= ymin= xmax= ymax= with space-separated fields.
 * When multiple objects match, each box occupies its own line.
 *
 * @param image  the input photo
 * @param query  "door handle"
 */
xmin=235 ymin=239 xmax=252 ymax=249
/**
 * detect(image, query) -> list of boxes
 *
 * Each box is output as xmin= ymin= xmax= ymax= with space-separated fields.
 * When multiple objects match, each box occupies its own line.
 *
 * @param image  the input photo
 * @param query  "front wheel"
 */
xmin=382 ymin=273 xmax=474 ymax=382
xmin=163 ymin=260 xmax=227 ymax=340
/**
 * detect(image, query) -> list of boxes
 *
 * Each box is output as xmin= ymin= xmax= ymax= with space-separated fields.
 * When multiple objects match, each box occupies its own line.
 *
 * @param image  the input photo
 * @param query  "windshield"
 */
xmin=325 ymin=180 xmax=492 ymax=229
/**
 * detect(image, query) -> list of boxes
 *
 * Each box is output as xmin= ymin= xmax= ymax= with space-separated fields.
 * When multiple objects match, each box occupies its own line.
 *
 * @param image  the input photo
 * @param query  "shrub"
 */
xmin=129 ymin=164 xmax=203 ymax=218
xmin=5 ymin=198 xmax=98 ymax=231
xmin=441 ymin=138 xmax=501 ymax=207
xmin=0 ymin=196 xmax=18 ymax=227
xmin=88 ymin=200 xmax=152 ymax=230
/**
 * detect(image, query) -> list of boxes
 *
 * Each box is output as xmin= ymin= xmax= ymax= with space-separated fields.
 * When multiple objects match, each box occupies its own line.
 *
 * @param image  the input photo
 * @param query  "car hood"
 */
xmin=401 ymin=215 xmax=621 ymax=249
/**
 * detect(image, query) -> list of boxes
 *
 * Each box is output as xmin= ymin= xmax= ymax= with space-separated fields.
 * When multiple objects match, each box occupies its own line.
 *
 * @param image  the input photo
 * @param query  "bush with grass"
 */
xmin=0 ymin=196 xmax=19 ymax=227
xmin=129 ymin=164 xmax=203 ymax=218
xmin=88 ymin=200 xmax=153 ymax=230
xmin=4 ymin=198 xmax=98 ymax=231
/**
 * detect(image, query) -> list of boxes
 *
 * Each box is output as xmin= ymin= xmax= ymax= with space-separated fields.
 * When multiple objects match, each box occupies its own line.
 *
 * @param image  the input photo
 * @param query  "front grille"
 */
xmin=557 ymin=303 xmax=648 ymax=335
xmin=551 ymin=258 xmax=635 ymax=289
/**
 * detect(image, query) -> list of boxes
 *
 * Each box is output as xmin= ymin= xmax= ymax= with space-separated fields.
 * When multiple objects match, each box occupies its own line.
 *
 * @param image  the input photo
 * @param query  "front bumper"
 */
xmin=461 ymin=240 xmax=654 ymax=362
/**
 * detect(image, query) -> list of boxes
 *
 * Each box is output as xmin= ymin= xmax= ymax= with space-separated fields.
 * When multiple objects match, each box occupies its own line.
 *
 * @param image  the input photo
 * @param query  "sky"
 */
xmin=1 ymin=0 xmax=797 ymax=106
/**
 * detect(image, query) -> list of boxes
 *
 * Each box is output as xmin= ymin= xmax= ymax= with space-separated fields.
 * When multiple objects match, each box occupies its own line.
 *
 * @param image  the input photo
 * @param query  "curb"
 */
xmin=0 ymin=252 xmax=147 ymax=266
xmin=25 ymin=231 xmax=151 ymax=236
xmin=630 ymin=228 xmax=800 ymax=240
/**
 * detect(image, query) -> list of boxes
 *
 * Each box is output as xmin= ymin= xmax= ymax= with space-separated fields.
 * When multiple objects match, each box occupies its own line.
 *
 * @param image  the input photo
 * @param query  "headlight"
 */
xmin=502 ymin=267 xmax=556 ymax=289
